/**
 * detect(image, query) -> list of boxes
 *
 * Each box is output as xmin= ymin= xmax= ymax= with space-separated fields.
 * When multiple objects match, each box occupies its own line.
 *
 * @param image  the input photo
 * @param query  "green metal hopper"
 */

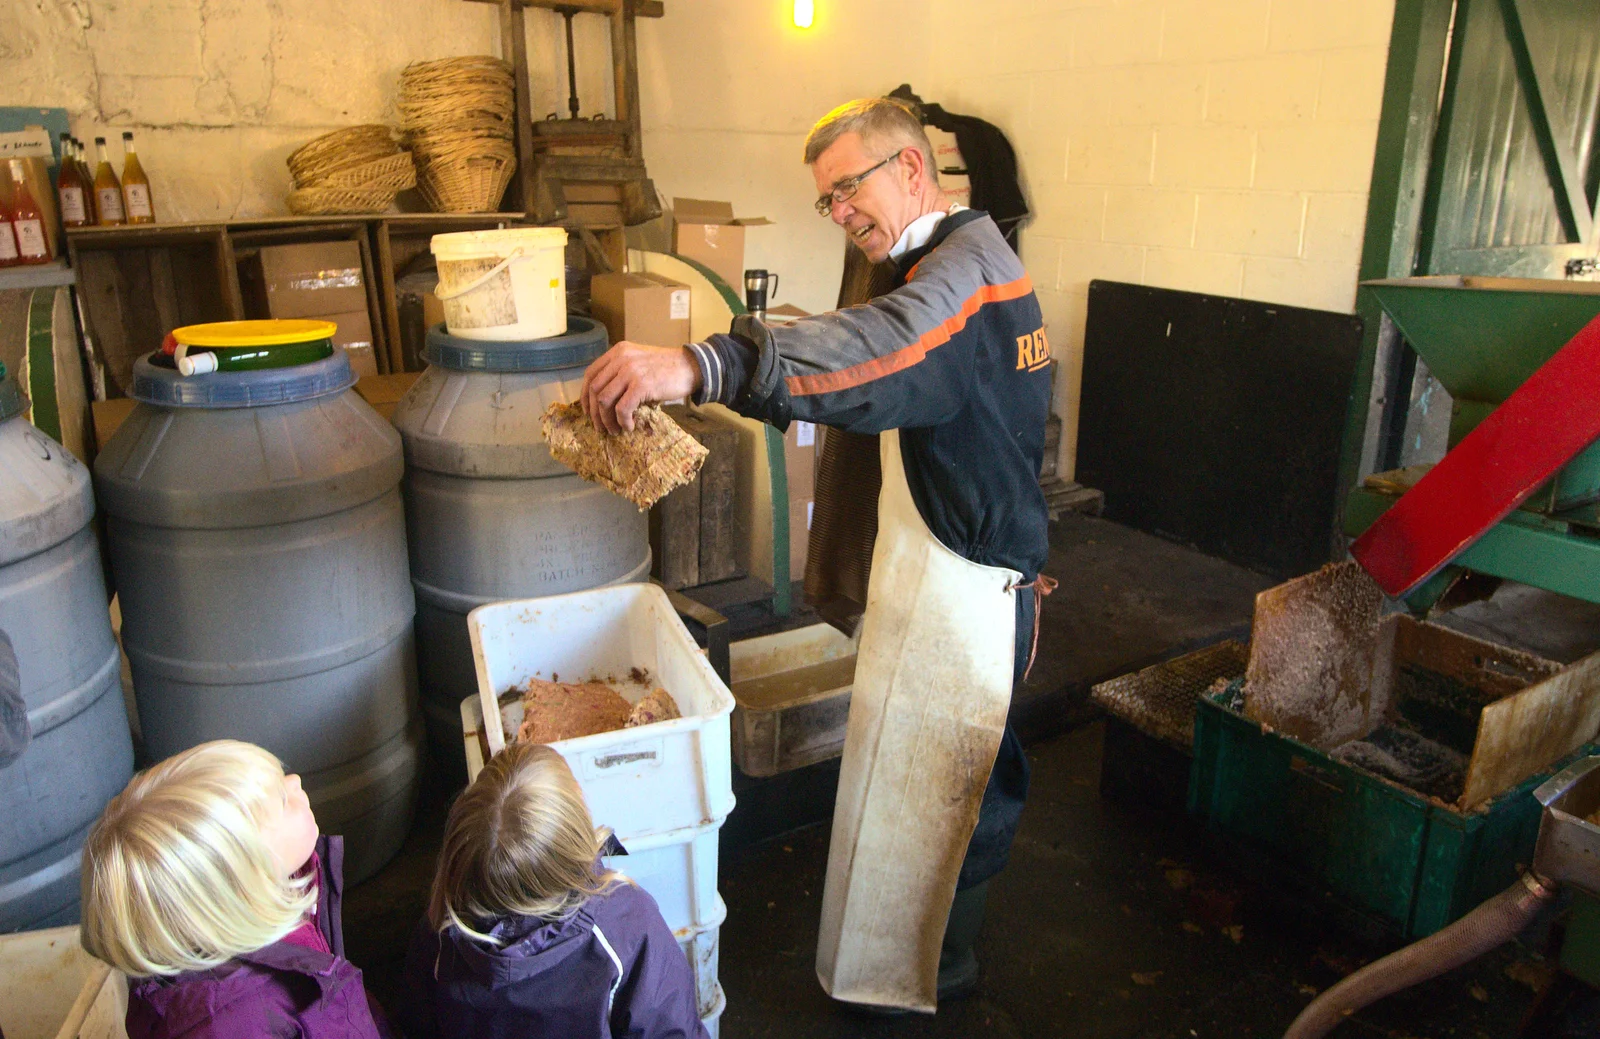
xmin=1348 ymin=276 xmax=1600 ymax=606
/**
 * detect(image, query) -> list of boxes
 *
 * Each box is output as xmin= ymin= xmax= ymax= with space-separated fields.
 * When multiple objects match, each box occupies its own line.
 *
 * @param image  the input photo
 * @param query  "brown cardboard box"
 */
xmin=318 ymin=309 xmax=378 ymax=378
xmin=240 ymin=242 xmax=367 ymax=319
xmin=785 ymin=419 xmax=821 ymax=575
xmin=671 ymin=198 xmax=772 ymax=292
xmin=355 ymin=371 xmax=421 ymax=423
xmin=590 ymin=272 xmax=691 ymax=347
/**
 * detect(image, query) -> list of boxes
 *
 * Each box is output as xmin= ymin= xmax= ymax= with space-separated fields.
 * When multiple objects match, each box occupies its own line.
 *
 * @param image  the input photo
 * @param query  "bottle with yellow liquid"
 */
xmin=121 ymin=131 xmax=154 ymax=224
xmin=74 ymin=139 xmax=96 ymax=222
xmin=93 ymin=136 xmax=125 ymax=226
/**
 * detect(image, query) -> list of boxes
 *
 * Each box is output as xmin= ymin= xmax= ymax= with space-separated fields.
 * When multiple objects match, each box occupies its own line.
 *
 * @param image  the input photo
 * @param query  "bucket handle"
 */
xmin=434 ymin=247 xmax=526 ymax=301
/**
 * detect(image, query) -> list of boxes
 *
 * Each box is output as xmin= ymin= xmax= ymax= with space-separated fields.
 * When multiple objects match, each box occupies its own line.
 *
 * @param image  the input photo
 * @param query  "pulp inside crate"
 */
xmin=498 ymin=671 xmax=672 ymax=743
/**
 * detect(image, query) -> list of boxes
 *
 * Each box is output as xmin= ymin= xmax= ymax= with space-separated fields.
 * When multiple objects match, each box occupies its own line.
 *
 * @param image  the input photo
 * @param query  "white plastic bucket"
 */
xmin=431 ymin=227 xmax=568 ymax=341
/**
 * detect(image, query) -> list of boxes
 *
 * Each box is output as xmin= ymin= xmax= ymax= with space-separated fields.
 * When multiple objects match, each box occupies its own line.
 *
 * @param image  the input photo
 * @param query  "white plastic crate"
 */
xmin=674 ymin=895 xmax=726 ymax=1021
xmin=729 ymin=623 xmax=856 ymax=777
xmin=604 ymin=815 xmax=724 ymax=934
xmin=462 ymin=695 xmax=724 ymax=935
xmin=0 ymin=926 xmax=127 ymax=1039
xmin=468 ymin=584 xmax=736 ymax=841
xmin=702 ymin=982 xmax=726 ymax=1039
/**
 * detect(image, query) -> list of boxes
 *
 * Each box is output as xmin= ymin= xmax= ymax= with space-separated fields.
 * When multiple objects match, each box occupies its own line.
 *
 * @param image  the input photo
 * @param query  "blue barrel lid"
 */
xmin=425 ymin=317 xmax=609 ymax=373
xmin=0 ymin=367 xmax=24 ymax=423
xmin=131 ymin=347 xmax=357 ymax=408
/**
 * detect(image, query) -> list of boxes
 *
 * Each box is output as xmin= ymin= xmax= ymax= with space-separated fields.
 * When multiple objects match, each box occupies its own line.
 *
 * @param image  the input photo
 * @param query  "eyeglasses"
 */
xmin=814 ymin=154 xmax=898 ymax=216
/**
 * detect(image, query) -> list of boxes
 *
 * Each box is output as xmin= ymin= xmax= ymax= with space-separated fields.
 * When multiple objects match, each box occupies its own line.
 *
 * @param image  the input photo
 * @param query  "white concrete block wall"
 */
xmin=929 ymin=0 xmax=1395 ymax=480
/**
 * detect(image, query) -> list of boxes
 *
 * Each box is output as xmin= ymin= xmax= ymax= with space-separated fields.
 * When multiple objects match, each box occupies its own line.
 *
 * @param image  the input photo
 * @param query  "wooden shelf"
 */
xmin=0 ymin=262 xmax=75 ymax=291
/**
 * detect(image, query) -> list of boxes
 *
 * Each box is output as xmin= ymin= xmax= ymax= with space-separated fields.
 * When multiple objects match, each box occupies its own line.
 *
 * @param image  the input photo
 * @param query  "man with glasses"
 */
xmin=582 ymin=97 xmax=1053 ymax=1012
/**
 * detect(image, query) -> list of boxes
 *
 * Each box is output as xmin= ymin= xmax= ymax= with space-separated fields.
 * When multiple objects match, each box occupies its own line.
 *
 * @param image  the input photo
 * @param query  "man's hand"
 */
xmin=581 ymin=341 xmax=701 ymax=434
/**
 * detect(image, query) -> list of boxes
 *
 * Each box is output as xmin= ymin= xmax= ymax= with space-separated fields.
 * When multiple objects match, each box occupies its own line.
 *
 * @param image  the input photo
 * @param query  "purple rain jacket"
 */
xmin=125 ymin=836 xmax=391 ymax=1039
xmin=396 ymin=880 xmax=708 ymax=1039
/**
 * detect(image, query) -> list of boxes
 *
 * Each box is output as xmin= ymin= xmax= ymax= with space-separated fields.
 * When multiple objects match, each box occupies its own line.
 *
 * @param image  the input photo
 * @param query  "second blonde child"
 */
xmin=398 ymin=742 xmax=706 ymax=1039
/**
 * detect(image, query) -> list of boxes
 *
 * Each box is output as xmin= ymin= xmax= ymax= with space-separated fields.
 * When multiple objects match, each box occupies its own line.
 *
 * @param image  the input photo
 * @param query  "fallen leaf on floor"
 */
xmin=1223 ymin=924 xmax=1244 ymax=944
xmin=1296 ymin=983 xmax=1319 ymax=997
xmin=1187 ymin=887 xmax=1241 ymax=928
xmin=1182 ymin=921 xmax=1203 ymax=934
xmin=1131 ymin=971 xmax=1163 ymax=986
xmin=1469 ymin=984 xmax=1489 ymax=1003
xmin=1315 ymin=949 xmax=1365 ymax=977
xmin=1121 ymin=904 xmax=1134 ymax=916
xmin=1503 ymin=959 xmax=1557 ymax=992
xmin=1164 ymin=868 xmax=1195 ymax=891
xmin=783 ymin=845 xmax=792 ymax=853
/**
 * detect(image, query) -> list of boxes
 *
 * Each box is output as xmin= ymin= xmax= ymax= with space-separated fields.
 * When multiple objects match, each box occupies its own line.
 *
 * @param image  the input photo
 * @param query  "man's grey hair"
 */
xmin=803 ymin=97 xmax=937 ymax=181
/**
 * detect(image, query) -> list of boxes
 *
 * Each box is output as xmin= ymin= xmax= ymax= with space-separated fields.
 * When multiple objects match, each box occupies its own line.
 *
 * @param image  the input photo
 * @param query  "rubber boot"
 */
xmin=936 ymin=880 xmax=988 ymax=1001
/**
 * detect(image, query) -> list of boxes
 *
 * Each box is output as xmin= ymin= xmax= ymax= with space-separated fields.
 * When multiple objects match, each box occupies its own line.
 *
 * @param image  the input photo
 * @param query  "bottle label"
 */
xmin=60 ymin=186 xmax=87 ymax=224
xmin=15 ymin=219 xmax=48 ymax=259
xmin=98 ymin=187 xmax=125 ymax=222
xmin=125 ymin=183 xmax=153 ymax=219
xmin=0 ymin=225 xmax=17 ymax=262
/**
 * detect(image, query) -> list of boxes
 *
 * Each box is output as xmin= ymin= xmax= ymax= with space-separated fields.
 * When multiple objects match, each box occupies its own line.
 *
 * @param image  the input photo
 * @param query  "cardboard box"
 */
xmin=671 ymin=198 xmax=772 ymax=292
xmin=355 ymin=371 xmax=421 ymax=423
xmin=785 ymin=420 xmax=820 ymax=576
xmin=240 ymin=242 xmax=367 ymax=319
xmin=317 ymin=308 xmax=378 ymax=379
xmin=591 ymin=271 xmax=692 ymax=347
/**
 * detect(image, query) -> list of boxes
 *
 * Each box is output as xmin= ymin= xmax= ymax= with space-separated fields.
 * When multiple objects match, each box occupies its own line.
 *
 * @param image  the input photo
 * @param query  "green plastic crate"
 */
xmin=1189 ymin=689 xmax=1589 ymax=940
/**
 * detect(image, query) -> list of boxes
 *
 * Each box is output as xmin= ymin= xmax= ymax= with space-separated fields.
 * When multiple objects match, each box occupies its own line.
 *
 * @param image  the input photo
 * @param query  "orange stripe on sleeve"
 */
xmin=784 ymin=275 xmax=1034 ymax=397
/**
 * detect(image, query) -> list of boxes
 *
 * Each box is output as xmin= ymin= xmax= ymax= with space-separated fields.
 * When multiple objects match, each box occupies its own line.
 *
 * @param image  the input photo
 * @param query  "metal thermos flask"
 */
xmin=745 ymin=269 xmax=778 ymax=321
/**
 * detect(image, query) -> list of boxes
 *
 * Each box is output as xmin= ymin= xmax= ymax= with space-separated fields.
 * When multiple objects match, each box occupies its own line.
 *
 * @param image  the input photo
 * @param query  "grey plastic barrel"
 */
xmin=393 ymin=320 xmax=650 ymax=772
xmin=93 ymin=350 xmax=420 ymax=883
xmin=0 ymin=372 xmax=133 ymax=930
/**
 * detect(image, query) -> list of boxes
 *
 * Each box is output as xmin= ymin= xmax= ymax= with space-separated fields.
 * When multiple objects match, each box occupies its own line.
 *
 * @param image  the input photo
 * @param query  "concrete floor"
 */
xmin=343 ymin=518 xmax=1559 ymax=1037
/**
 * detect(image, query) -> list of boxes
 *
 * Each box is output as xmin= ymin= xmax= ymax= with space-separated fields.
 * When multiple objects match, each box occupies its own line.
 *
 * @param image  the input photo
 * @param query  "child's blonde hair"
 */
xmin=79 ymin=740 xmax=316 ymax=977
xmin=429 ymin=742 xmax=624 ymax=943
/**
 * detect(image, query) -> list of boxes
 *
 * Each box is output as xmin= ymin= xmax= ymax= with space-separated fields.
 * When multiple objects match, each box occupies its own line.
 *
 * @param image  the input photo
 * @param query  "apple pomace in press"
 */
xmin=541 ymin=400 xmax=709 ymax=509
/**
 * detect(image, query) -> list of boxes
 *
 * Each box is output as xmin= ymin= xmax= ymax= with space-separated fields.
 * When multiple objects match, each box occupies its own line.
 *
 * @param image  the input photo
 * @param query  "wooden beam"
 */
xmin=464 ymin=0 xmax=663 ymax=17
xmin=502 ymin=0 xmax=536 ymax=218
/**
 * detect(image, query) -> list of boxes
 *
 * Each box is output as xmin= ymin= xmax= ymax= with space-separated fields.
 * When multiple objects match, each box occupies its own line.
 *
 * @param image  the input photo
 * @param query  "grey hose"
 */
xmin=1284 ymin=871 xmax=1558 ymax=1039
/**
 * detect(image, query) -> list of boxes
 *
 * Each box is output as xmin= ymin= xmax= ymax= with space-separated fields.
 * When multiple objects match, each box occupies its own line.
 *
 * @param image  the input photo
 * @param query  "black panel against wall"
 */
xmin=1075 ymin=280 xmax=1363 ymax=580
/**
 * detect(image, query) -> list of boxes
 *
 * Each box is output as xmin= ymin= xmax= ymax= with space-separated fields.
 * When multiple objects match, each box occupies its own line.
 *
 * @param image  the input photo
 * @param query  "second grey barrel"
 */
xmin=0 ymin=371 xmax=132 ymax=931
xmin=392 ymin=319 xmax=649 ymax=773
xmin=93 ymin=349 xmax=421 ymax=883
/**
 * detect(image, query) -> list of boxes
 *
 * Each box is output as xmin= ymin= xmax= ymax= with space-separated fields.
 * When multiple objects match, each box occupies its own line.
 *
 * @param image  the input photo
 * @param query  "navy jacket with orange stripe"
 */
xmin=689 ymin=208 xmax=1052 ymax=580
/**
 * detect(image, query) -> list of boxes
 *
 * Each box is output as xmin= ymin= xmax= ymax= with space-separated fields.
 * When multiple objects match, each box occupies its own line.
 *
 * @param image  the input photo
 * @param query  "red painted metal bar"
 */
xmin=1351 ymin=313 xmax=1600 ymax=597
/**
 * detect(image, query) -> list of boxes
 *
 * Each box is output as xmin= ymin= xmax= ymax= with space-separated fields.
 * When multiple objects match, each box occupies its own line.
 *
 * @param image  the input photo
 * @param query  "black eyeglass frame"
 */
xmin=813 ymin=151 xmax=903 ymax=216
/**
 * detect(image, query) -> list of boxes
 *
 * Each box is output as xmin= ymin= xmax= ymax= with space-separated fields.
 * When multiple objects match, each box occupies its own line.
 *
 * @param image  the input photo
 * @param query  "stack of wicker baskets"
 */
xmin=285 ymin=125 xmax=416 ymax=215
xmin=399 ymin=57 xmax=517 ymax=213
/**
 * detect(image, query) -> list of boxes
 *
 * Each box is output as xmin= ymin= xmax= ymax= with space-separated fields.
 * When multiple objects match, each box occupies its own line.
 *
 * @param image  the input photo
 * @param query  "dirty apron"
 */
xmin=815 ymin=429 xmax=1021 ymax=1012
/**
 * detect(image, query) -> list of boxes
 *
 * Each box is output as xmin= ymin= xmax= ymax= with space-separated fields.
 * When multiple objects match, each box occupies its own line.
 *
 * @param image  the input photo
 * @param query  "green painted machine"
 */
xmin=1345 ymin=276 xmax=1600 ymax=608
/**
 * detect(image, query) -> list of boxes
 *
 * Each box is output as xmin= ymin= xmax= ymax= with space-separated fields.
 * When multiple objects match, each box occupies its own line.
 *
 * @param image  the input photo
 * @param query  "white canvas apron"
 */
xmin=815 ymin=429 xmax=1021 ymax=1012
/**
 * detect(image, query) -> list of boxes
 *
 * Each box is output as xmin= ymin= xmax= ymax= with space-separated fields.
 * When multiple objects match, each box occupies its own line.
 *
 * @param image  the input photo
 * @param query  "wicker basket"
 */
xmin=399 ymin=56 xmax=519 ymax=214
xmin=287 ymin=125 xmax=399 ymax=185
xmin=416 ymin=152 xmax=517 ymax=214
xmin=286 ymin=185 xmax=398 ymax=215
xmin=306 ymin=152 xmax=418 ymax=191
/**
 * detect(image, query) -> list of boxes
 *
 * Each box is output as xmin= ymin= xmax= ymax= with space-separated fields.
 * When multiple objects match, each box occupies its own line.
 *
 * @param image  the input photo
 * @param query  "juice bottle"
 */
xmin=56 ymin=131 xmax=89 ymax=228
xmin=121 ymin=131 xmax=155 ymax=224
xmin=0 ymin=197 xmax=20 ymax=269
xmin=74 ymin=138 xmax=97 ymax=222
xmin=93 ymin=137 xmax=125 ymax=226
xmin=8 ymin=160 xmax=51 ymax=264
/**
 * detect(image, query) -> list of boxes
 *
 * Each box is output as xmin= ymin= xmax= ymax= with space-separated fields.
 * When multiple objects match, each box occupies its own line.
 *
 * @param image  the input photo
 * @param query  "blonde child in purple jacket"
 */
xmin=79 ymin=740 xmax=389 ymax=1039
